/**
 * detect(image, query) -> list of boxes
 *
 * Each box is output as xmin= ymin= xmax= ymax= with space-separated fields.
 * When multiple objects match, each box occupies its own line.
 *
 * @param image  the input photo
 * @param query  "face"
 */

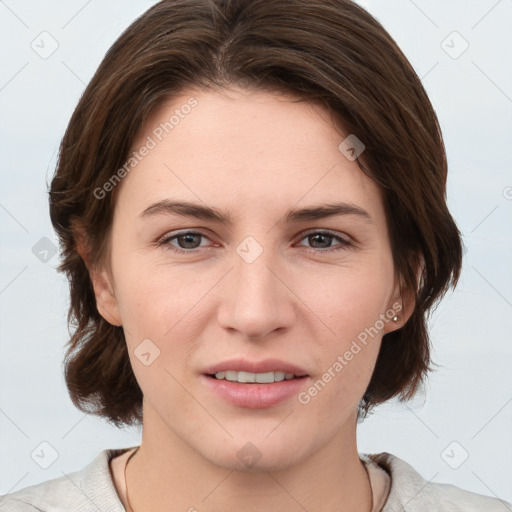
xmin=92 ymin=86 xmax=402 ymax=471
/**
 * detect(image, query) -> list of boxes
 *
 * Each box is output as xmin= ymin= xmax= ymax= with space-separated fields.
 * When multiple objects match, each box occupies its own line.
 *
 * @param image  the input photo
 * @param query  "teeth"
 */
xmin=225 ymin=371 xmax=238 ymax=381
xmin=275 ymin=371 xmax=286 ymax=382
xmin=238 ymin=371 xmax=255 ymax=383
xmin=256 ymin=372 xmax=275 ymax=383
xmin=214 ymin=371 xmax=296 ymax=383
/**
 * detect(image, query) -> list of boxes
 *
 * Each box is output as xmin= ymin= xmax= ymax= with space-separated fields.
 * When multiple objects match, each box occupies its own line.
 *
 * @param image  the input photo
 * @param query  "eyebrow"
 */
xmin=138 ymin=199 xmax=373 ymax=224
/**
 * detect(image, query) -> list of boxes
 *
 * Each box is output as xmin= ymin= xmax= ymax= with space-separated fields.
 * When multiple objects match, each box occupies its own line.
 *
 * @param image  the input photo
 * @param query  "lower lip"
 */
xmin=202 ymin=375 xmax=309 ymax=409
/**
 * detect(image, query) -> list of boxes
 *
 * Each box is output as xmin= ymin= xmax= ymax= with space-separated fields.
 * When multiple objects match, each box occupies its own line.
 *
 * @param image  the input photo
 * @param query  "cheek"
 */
xmin=115 ymin=263 xmax=203 ymax=411
xmin=301 ymin=262 xmax=393 ymax=341
xmin=112 ymin=260 xmax=214 ymax=401
xmin=295 ymin=264 xmax=392 ymax=406
xmin=114 ymin=259 xmax=200 ymax=335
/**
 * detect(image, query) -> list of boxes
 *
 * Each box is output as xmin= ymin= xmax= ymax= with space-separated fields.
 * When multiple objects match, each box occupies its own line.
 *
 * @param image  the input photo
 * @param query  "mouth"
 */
xmin=201 ymin=359 xmax=310 ymax=408
xmin=202 ymin=358 xmax=309 ymax=382
xmin=207 ymin=371 xmax=307 ymax=383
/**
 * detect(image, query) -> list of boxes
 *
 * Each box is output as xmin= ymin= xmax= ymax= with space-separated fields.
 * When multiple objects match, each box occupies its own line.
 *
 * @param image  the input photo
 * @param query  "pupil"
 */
xmin=180 ymin=234 xmax=200 ymax=248
xmin=310 ymin=234 xmax=330 ymax=248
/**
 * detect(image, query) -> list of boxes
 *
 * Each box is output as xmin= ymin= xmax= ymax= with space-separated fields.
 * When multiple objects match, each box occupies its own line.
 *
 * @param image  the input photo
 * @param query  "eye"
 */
xmin=296 ymin=230 xmax=353 ymax=252
xmin=157 ymin=229 xmax=354 ymax=254
xmin=157 ymin=231 xmax=212 ymax=253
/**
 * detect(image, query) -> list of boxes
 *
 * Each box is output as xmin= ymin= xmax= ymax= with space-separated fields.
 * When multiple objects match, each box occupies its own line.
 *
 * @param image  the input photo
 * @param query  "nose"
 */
xmin=216 ymin=243 xmax=296 ymax=340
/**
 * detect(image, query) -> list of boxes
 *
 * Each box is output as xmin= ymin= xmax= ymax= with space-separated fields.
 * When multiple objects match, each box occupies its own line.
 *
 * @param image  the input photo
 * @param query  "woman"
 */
xmin=1 ymin=0 xmax=509 ymax=510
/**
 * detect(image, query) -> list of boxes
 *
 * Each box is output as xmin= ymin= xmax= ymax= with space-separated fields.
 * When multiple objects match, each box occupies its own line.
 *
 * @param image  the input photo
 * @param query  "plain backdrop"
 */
xmin=1 ymin=0 xmax=511 ymax=503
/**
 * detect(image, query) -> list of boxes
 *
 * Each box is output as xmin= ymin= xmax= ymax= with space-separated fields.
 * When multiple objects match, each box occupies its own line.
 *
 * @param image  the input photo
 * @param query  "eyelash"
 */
xmin=156 ymin=229 xmax=354 ymax=254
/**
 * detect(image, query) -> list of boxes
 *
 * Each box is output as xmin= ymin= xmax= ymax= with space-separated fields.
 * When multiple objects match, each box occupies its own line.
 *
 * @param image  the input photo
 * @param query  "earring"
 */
xmin=392 ymin=315 xmax=398 ymax=322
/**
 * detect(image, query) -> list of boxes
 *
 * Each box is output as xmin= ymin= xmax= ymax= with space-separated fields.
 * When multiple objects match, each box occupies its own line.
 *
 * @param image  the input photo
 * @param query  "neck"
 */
xmin=125 ymin=405 xmax=372 ymax=512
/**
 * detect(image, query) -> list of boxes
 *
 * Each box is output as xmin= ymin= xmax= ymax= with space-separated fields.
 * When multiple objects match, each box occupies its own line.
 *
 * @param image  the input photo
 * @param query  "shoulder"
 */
xmin=0 ymin=447 xmax=135 ymax=512
xmin=361 ymin=451 xmax=512 ymax=512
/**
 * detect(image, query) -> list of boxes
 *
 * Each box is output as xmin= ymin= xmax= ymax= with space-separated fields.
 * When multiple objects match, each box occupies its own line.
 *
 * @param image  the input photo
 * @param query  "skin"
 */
xmin=88 ymin=86 xmax=412 ymax=511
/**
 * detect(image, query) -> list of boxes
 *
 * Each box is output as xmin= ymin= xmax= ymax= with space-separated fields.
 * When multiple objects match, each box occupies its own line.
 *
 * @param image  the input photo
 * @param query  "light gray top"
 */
xmin=0 ymin=448 xmax=510 ymax=511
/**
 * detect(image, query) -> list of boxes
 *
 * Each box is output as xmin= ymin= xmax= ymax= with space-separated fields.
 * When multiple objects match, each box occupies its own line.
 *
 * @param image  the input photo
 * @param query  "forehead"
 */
xmin=116 ymin=86 xmax=383 ymax=222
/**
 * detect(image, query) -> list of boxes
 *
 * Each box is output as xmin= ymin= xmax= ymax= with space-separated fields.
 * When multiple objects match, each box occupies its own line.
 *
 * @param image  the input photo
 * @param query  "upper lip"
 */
xmin=203 ymin=358 xmax=309 ymax=377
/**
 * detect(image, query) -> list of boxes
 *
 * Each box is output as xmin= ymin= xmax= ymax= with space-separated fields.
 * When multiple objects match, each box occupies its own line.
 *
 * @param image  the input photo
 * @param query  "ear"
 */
xmin=382 ymin=273 xmax=417 ymax=335
xmin=73 ymin=222 xmax=123 ymax=327
xmin=89 ymin=268 xmax=123 ymax=327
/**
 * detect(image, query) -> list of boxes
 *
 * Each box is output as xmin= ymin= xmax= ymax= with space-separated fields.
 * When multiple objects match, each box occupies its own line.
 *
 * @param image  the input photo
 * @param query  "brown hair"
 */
xmin=49 ymin=0 xmax=463 ymax=426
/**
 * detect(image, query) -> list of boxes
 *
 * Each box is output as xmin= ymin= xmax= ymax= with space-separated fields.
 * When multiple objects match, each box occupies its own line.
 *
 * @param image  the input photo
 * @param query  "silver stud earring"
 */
xmin=392 ymin=315 xmax=398 ymax=322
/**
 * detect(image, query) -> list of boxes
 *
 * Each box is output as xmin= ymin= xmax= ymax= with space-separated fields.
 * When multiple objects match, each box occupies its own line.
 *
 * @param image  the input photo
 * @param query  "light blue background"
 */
xmin=1 ymin=0 xmax=511 ymax=503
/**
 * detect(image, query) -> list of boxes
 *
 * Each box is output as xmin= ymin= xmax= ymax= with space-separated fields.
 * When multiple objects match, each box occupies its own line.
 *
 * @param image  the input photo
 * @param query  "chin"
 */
xmin=211 ymin=444 xmax=308 ymax=473
xmin=193 ymin=426 xmax=317 ymax=473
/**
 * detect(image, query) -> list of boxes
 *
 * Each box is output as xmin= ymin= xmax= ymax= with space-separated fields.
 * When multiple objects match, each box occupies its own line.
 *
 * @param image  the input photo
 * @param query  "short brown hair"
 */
xmin=49 ymin=0 xmax=462 ymax=426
